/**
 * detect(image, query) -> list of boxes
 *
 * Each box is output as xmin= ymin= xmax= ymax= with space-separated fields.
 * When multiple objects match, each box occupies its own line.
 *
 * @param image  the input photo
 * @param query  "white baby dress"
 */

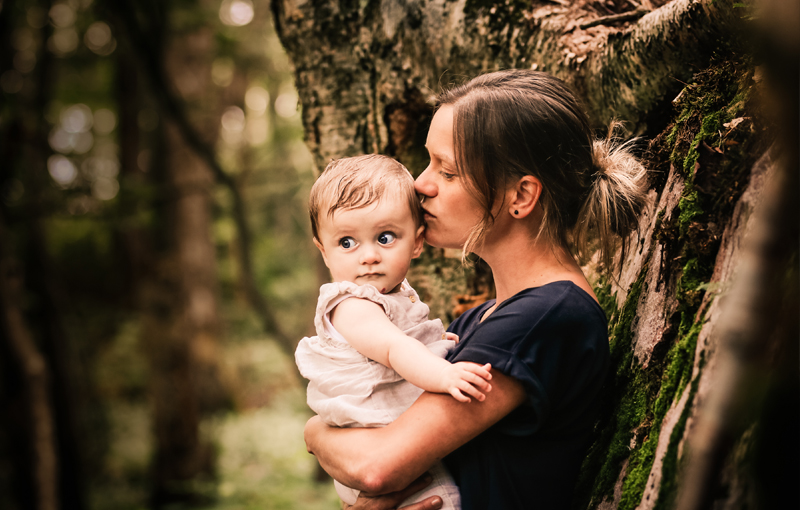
xmin=295 ymin=279 xmax=461 ymax=509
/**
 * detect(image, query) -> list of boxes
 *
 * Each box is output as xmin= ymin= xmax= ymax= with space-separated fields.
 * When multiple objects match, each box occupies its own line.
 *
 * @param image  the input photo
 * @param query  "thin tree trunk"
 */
xmin=145 ymin=21 xmax=226 ymax=504
xmin=0 ymin=219 xmax=59 ymax=510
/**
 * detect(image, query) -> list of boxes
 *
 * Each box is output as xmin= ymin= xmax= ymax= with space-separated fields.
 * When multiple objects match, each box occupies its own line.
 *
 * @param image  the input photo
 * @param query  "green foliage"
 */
xmin=0 ymin=0 xmax=323 ymax=506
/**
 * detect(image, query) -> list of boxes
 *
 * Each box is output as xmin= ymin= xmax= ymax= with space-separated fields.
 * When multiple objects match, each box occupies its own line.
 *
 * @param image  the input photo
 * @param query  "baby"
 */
xmin=295 ymin=154 xmax=492 ymax=509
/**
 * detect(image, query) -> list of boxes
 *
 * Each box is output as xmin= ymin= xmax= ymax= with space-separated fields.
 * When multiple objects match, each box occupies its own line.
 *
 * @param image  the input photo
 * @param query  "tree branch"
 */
xmin=109 ymin=0 xmax=297 ymax=357
xmin=579 ymin=7 xmax=651 ymax=30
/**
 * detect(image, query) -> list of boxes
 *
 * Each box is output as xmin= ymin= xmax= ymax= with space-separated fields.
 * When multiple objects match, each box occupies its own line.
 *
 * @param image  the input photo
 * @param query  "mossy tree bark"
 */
xmin=274 ymin=0 xmax=797 ymax=508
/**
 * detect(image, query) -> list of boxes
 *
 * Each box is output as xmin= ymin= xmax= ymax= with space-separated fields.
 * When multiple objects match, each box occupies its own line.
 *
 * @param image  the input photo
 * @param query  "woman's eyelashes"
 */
xmin=377 ymin=232 xmax=396 ymax=245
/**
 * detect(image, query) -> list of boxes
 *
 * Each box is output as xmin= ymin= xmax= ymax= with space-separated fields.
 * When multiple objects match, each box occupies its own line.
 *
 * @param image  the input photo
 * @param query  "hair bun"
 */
xmin=575 ymin=122 xmax=649 ymax=272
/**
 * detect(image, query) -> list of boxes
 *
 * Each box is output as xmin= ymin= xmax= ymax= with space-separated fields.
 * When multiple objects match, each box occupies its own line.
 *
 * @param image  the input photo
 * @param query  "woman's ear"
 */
xmin=313 ymin=237 xmax=330 ymax=267
xmin=508 ymin=175 xmax=542 ymax=218
xmin=412 ymin=225 xmax=425 ymax=258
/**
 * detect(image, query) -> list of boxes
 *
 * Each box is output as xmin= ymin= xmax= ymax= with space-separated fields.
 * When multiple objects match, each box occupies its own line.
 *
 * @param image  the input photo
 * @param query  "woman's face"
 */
xmin=415 ymin=105 xmax=484 ymax=250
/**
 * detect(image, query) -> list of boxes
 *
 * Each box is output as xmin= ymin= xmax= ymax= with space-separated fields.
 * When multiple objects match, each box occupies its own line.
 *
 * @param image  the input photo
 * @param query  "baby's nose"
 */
xmin=359 ymin=247 xmax=381 ymax=264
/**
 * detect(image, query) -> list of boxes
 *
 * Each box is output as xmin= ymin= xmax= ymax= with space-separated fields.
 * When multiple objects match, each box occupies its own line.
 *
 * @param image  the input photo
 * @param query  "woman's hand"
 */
xmin=343 ymin=474 xmax=443 ymax=510
xmin=305 ymin=372 xmax=526 ymax=493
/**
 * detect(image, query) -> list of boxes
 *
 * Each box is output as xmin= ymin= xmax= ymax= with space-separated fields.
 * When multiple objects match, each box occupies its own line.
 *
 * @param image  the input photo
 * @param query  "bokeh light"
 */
xmin=274 ymin=90 xmax=298 ymax=118
xmin=137 ymin=150 xmax=151 ymax=172
xmin=48 ymin=154 xmax=78 ymax=187
xmin=12 ymin=28 xmax=35 ymax=51
xmin=212 ymin=57 xmax=235 ymax=87
xmin=221 ymin=106 xmax=246 ymax=144
xmin=49 ymin=27 xmax=79 ymax=55
xmin=83 ymin=156 xmax=120 ymax=180
xmin=219 ymin=0 xmax=254 ymax=27
xmin=61 ymin=104 xmax=94 ymax=133
xmin=49 ymin=128 xmax=74 ymax=153
xmin=92 ymin=177 xmax=120 ymax=201
xmin=85 ymin=21 xmax=117 ymax=56
xmin=245 ymin=116 xmax=269 ymax=146
xmin=245 ymin=86 xmax=269 ymax=114
xmin=14 ymin=51 xmax=37 ymax=73
xmin=93 ymin=109 xmax=117 ymax=135
xmin=49 ymin=3 xmax=76 ymax=28
xmin=72 ymin=132 xmax=94 ymax=154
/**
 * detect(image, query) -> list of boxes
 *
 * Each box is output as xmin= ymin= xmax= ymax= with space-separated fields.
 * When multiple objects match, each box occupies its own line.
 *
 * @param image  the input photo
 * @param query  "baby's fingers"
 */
xmin=458 ymin=366 xmax=492 ymax=393
xmin=456 ymin=380 xmax=487 ymax=402
xmin=465 ymin=363 xmax=492 ymax=381
xmin=449 ymin=387 xmax=472 ymax=403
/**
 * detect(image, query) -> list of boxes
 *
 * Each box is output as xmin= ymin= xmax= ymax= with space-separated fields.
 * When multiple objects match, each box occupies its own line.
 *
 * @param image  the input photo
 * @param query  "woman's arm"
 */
xmin=332 ymin=297 xmax=492 ymax=402
xmin=305 ymin=368 xmax=526 ymax=494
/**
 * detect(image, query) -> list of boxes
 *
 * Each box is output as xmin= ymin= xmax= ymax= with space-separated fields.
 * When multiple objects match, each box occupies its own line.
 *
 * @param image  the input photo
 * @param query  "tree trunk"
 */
xmin=273 ymin=0 xmax=797 ymax=508
xmin=0 ymin=218 xmax=59 ymax=510
xmin=137 ymin=8 xmax=229 ymax=506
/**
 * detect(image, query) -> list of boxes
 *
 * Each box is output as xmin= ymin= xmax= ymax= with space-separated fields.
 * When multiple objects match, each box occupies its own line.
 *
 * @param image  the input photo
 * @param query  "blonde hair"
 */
xmin=308 ymin=154 xmax=422 ymax=240
xmin=437 ymin=70 xmax=647 ymax=272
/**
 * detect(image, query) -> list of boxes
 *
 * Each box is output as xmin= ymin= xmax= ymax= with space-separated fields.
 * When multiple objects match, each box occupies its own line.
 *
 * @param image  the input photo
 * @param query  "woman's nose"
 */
xmin=414 ymin=166 xmax=437 ymax=199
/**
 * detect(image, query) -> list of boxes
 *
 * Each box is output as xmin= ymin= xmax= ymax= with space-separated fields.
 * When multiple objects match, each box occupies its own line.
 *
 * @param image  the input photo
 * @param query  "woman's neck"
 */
xmin=478 ymin=231 xmax=592 ymax=305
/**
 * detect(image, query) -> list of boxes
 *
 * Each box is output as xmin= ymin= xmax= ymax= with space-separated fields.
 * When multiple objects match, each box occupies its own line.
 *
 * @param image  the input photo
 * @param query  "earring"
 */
xmin=514 ymin=210 xmax=519 ymax=215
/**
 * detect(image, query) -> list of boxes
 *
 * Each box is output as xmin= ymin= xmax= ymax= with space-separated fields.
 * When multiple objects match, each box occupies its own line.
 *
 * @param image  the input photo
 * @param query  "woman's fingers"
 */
xmin=400 ymin=496 xmax=444 ymax=509
xmin=348 ymin=474 xmax=440 ymax=510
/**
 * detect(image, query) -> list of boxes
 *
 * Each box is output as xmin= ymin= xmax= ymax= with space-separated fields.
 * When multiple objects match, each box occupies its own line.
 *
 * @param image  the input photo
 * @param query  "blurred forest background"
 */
xmin=0 ymin=0 xmax=340 ymax=508
xmin=1 ymin=0 xmax=798 ymax=510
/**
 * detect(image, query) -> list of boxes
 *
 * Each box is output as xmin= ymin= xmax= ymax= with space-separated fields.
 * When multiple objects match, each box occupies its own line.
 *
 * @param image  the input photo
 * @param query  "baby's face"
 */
xmin=314 ymin=193 xmax=424 ymax=294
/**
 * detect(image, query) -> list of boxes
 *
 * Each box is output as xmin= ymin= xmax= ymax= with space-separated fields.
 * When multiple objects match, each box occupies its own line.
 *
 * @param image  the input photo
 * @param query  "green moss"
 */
xmin=616 ymin=319 xmax=702 ymax=510
xmin=654 ymin=357 xmax=702 ymax=510
xmin=576 ymin=54 xmax=765 ymax=510
xmin=594 ymin=278 xmax=617 ymax=322
xmin=677 ymin=189 xmax=703 ymax=238
xmin=573 ymin=266 xmax=657 ymax=508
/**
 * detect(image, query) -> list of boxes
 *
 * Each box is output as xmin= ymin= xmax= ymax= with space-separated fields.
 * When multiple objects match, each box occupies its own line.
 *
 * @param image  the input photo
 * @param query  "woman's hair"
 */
xmin=308 ymin=154 xmax=422 ymax=240
xmin=436 ymin=69 xmax=648 ymax=271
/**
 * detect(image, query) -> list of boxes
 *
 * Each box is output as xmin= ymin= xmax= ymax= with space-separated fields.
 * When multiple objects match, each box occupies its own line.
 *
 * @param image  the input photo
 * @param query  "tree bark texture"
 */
xmin=274 ymin=0 xmax=796 ymax=508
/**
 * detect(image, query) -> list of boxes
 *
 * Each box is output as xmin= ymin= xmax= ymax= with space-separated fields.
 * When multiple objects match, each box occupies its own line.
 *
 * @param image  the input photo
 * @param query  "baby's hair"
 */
xmin=309 ymin=154 xmax=422 ymax=240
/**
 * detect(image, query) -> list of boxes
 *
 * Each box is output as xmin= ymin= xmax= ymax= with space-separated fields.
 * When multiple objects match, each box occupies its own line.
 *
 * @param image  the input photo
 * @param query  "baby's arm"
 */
xmin=331 ymin=297 xmax=492 ymax=403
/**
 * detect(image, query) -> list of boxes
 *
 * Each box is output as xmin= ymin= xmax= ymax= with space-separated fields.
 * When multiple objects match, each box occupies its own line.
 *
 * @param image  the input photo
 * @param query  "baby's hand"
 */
xmin=445 ymin=332 xmax=459 ymax=344
xmin=441 ymin=362 xmax=492 ymax=403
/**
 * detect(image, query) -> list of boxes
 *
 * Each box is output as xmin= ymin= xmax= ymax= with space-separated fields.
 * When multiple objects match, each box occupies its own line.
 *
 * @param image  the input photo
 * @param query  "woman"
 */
xmin=304 ymin=70 xmax=648 ymax=510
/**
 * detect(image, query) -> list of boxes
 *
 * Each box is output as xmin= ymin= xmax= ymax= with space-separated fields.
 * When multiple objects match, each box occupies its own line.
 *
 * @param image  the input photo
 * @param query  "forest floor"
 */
xmin=89 ymin=336 xmax=339 ymax=510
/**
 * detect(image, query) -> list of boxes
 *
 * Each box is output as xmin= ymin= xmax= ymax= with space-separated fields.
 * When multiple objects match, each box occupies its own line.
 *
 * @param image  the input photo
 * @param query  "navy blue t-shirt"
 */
xmin=443 ymin=281 xmax=609 ymax=510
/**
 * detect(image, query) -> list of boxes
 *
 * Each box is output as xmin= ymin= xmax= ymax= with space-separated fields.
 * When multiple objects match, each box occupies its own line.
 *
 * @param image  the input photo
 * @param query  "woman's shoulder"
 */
xmin=454 ymin=281 xmax=605 ymax=329
xmin=509 ymin=280 xmax=606 ymax=322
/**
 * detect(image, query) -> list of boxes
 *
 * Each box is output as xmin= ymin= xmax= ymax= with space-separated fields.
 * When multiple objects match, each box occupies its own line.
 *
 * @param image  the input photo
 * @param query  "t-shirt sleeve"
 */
xmin=447 ymin=285 xmax=609 ymax=435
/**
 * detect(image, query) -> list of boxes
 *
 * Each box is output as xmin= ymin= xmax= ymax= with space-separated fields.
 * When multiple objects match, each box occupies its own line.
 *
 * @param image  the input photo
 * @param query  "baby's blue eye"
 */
xmin=377 ymin=232 xmax=396 ymax=245
xmin=339 ymin=237 xmax=356 ymax=249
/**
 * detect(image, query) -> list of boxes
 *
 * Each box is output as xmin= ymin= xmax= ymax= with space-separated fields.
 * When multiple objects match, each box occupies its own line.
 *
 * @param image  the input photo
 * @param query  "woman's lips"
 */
xmin=422 ymin=208 xmax=435 ymax=219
